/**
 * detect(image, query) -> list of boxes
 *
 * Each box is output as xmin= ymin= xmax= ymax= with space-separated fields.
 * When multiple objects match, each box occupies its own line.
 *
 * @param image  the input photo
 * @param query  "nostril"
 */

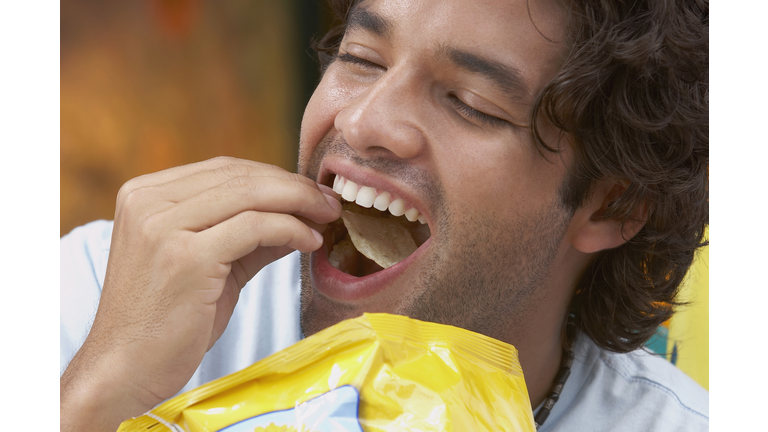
xmin=335 ymin=99 xmax=427 ymax=161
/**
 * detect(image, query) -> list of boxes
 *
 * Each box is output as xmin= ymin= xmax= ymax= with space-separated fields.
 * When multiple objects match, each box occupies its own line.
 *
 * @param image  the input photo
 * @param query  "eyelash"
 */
xmin=338 ymin=53 xmax=509 ymax=128
xmin=337 ymin=53 xmax=381 ymax=69
xmin=449 ymin=96 xmax=508 ymax=128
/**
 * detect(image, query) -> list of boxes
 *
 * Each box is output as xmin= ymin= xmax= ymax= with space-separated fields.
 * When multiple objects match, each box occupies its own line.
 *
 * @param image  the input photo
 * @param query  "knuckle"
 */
xmin=226 ymin=175 xmax=257 ymax=194
xmin=211 ymin=155 xmax=238 ymax=166
xmin=116 ymin=172 xmax=156 ymax=203
xmin=277 ymin=214 xmax=304 ymax=241
xmin=116 ymin=186 xmax=148 ymax=220
xmin=262 ymin=162 xmax=280 ymax=172
xmin=207 ymin=260 xmax=232 ymax=280
xmin=238 ymin=210 xmax=262 ymax=227
xmin=214 ymin=162 xmax=250 ymax=181
xmin=118 ymin=185 xmax=163 ymax=218
xmin=293 ymin=181 xmax=323 ymax=213
xmin=137 ymin=211 xmax=164 ymax=240
xmin=116 ymin=179 xmax=139 ymax=206
xmin=288 ymin=171 xmax=312 ymax=186
xmin=235 ymin=211 xmax=264 ymax=246
xmin=119 ymin=186 xmax=141 ymax=207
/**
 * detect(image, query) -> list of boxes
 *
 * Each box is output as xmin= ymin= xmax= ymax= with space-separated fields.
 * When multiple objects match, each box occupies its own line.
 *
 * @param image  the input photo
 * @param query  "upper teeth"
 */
xmin=332 ymin=174 xmax=427 ymax=224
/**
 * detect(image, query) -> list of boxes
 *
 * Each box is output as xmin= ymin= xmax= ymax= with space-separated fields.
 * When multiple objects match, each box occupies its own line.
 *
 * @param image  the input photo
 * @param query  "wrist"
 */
xmin=61 ymin=344 xmax=159 ymax=432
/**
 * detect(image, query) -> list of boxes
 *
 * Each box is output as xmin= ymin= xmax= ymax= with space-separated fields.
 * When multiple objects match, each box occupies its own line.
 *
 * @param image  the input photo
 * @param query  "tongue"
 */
xmin=340 ymin=210 xmax=418 ymax=269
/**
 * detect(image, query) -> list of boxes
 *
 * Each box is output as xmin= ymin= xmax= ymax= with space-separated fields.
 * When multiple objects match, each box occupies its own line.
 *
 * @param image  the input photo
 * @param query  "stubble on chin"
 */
xmin=298 ymin=252 xmax=358 ymax=337
xmin=297 ymin=198 xmax=570 ymax=343
xmin=402 ymin=202 xmax=571 ymax=343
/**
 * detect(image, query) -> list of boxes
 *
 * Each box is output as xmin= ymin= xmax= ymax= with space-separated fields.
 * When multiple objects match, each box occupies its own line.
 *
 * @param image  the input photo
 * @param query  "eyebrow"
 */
xmin=346 ymin=7 xmax=393 ymax=39
xmin=441 ymin=46 xmax=531 ymax=102
xmin=345 ymin=7 xmax=530 ymax=102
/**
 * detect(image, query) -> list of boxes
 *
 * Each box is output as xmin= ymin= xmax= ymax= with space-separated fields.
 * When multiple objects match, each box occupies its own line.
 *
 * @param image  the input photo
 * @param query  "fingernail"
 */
xmin=311 ymin=228 xmax=324 ymax=244
xmin=325 ymin=193 xmax=342 ymax=212
xmin=317 ymin=183 xmax=337 ymax=197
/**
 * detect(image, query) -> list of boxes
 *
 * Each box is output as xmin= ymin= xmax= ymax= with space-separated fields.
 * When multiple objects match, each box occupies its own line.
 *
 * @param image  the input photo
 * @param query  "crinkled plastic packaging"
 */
xmin=118 ymin=313 xmax=535 ymax=432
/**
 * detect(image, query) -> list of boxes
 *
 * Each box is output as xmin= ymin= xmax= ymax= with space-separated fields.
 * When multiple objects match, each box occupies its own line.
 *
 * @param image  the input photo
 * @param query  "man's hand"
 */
xmin=60 ymin=157 xmax=341 ymax=432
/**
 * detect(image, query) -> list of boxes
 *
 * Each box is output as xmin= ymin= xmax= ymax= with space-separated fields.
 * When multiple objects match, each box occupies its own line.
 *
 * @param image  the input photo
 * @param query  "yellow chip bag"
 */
xmin=118 ymin=313 xmax=535 ymax=432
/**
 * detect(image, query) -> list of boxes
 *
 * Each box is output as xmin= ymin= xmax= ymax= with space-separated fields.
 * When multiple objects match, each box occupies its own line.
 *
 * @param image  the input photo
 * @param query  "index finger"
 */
xmin=170 ymin=173 xmax=341 ymax=231
xmin=124 ymin=158 xmax=313 ymax=202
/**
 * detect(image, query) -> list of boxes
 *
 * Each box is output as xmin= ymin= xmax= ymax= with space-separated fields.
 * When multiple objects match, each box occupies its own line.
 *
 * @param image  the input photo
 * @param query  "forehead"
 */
xmin=352 ymin=0 xmax=568 ymax=94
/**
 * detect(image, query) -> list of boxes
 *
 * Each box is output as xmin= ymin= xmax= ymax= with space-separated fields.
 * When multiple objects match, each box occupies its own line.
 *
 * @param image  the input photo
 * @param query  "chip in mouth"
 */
xmin=327 ymin=202 xmax=430 ymax=276
xmin=341 ymin=209 xmax=417 ymax=269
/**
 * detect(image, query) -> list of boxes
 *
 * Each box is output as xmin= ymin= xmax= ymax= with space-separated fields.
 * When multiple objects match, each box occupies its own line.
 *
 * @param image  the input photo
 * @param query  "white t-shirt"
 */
xmin=61 ymin=220 xmax=708 ymax=431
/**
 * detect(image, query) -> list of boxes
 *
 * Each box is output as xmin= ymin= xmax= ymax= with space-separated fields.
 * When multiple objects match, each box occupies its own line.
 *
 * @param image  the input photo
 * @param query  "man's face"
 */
xmin=298 ymin=0 xmax=574 ymax=342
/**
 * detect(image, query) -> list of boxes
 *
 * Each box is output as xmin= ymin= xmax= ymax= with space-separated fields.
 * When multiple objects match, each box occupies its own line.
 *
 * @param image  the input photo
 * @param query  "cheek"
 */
xmin=435 ymin=136 xmax=566 ymax=221
xmin=300 ymin=84 xmax=334 ymax=158
xmin=300 ymin=70 xmax=355 ymax=151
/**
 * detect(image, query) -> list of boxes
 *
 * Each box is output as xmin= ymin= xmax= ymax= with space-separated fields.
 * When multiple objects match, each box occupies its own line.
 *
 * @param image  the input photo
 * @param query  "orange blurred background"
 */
xmin=61 ymin=0 xmax=333 ymax=236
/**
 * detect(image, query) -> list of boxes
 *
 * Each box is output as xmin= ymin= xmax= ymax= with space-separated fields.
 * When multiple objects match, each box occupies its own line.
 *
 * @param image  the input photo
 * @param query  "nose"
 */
xmin=334 ymin=67 xmax=427 ymax=160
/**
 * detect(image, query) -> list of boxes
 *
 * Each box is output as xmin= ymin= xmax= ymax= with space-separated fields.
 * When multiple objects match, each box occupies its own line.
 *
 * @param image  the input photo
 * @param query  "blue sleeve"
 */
xmin=60 ymin=220 xmax=114 ymax=375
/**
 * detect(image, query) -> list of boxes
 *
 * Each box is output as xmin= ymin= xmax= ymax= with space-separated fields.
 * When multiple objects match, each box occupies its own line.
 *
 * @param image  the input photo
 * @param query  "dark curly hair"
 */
xmin=312 ymin=0 xmax=709 ymax=353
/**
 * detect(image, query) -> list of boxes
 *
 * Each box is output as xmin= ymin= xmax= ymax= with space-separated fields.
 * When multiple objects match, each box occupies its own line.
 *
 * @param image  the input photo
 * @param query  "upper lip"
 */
xmin=318 ymin=159 xmax=432 ymax=228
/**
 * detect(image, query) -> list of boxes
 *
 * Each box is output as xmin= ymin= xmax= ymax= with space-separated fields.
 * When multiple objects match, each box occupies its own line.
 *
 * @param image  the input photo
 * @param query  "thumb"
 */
xmin=209 ymin=273 xmax=242 ymax=350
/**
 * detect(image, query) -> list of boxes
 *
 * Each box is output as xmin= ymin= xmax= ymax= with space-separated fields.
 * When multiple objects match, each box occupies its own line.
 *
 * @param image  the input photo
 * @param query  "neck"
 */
xmin=516 ymin=243 xmax=589 ymax=408
xmin=516 ymin=318 xmax=567 ymax=408
xmin=496 ymin=278 xmax=575 ymax=408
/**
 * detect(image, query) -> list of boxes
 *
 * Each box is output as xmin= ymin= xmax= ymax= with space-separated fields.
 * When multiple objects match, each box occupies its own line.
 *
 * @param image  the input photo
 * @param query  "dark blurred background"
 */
xmin=61 ymin=0 xmax=335 ymax=236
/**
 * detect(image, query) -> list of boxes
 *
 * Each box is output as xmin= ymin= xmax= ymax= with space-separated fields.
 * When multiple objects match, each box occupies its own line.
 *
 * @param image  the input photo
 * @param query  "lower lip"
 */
xmin=310 ymin=237 xmax=432 ymax=302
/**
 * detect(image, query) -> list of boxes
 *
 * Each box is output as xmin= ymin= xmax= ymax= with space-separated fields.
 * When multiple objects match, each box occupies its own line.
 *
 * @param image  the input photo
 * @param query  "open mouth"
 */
xmin=324 ymin=174 xmax=432 ymax=278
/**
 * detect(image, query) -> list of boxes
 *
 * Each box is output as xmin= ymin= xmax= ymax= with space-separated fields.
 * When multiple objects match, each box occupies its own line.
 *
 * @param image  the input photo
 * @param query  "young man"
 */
xmin=60 ymin=0 xmax=709 ymax=430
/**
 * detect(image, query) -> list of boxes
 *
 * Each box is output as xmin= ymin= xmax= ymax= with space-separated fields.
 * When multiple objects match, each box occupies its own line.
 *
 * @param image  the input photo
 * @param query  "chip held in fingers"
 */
xmin=341 ymin=210 xmax=418 ymax=269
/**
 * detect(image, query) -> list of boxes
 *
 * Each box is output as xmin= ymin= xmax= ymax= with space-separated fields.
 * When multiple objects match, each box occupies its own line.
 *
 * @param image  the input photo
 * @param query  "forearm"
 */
xmin=60 ymin=343 xmax=158 ymax=432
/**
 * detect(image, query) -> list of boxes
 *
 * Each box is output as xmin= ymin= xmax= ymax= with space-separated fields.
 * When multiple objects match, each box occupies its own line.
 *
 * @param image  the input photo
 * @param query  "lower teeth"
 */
xmin=328 ymin=236 xmax=357 ymax=273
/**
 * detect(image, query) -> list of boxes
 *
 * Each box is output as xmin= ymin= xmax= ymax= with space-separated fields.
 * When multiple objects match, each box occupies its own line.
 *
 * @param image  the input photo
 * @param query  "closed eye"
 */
xmin=337 ymin=53 xmax=384 ymax=70
xmin=337 ymin=53 xmax=515 ymax=129
xmin=449 ymin=94 xmax=508 ymax=128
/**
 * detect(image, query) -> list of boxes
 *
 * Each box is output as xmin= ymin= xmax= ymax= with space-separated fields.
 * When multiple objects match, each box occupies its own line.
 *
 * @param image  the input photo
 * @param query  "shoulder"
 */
xmin=554 ymin=335 xmax=708 ymax=432
xmin=598 ymin=344 xmax=708 ymax=418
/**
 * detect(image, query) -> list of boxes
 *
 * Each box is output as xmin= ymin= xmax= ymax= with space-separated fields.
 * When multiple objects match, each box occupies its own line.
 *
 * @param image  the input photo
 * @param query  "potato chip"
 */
xmin=340 ymin=210 xmax=417 ymax=268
